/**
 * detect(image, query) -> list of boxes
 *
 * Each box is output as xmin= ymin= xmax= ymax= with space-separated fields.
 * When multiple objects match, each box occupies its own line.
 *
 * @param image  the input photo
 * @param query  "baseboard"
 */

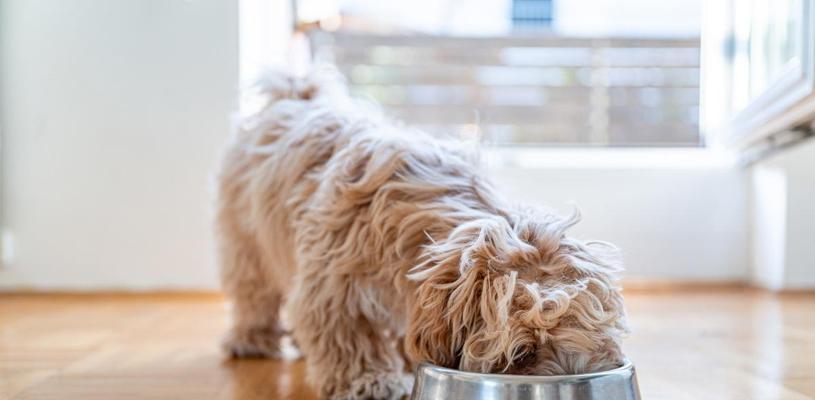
xmin=620 ymin=278 xmax=748 ymax=292
xmin=0 ymin=289 xmax=224 ymax=300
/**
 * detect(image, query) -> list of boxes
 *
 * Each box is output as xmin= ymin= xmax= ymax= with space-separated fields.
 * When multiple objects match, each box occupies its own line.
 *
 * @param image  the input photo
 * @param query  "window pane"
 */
xmin=302 ymin=0 xmax=702 ymax=147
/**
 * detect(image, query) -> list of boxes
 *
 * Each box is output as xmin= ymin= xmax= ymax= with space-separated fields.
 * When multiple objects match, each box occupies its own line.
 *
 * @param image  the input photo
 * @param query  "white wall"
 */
xmin=490 ymin=152 xmax=748 ymax=282
xmin=750 ymin=139 xmax=815 ymax=290
xmin=0 ymin=0 xmax=239 ymax=290
xmin=240 ymin=0 xmax=294 ymax=85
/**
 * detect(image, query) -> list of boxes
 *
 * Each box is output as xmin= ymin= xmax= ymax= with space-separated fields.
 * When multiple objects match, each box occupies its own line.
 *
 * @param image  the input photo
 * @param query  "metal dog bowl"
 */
xmin=411 ymin=359 xmax=640 ymax=400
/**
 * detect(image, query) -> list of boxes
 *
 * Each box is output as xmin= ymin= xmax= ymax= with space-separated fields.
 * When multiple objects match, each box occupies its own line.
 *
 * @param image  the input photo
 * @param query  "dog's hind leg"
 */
xmin=287 ymin=271 xmax=409 ymax=400
xmin=217 ymin=221 xmax=287 ymax=358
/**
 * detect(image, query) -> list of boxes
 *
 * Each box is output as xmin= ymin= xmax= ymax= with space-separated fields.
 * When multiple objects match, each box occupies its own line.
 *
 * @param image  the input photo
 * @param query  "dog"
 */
xmin=214 ymin=68 xmax=628 ymax=399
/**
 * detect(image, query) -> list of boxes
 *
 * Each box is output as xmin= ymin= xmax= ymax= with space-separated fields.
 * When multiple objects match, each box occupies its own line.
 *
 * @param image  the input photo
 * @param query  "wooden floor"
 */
xmin=1 ymin=289 xmax=814 ymax=400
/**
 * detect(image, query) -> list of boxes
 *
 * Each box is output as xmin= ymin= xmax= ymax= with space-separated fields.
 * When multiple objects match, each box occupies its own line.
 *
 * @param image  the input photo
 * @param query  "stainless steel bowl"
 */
xmin=411 ymin=359 xmax=640 ymax=400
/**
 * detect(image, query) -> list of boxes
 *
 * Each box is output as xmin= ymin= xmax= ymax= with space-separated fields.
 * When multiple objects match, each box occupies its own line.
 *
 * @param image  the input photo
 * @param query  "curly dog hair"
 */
xmin=214 ymin=68 xmax=628 ymax=399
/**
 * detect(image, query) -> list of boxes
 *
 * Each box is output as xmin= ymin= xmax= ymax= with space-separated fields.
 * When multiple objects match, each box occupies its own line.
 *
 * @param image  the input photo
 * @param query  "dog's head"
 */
xmin=405 ymin=210 xmax=627 ymax=375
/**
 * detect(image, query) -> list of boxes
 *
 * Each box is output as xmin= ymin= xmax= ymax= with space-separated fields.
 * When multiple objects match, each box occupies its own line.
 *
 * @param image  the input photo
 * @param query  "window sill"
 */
xmin=484 ymin=147 xmax=737 ymax=170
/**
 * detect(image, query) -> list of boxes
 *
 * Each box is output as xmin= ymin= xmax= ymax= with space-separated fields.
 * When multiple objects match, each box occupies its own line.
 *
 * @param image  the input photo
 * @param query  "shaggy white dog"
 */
xmin=214 ymin=68 xmax=628 ymax=399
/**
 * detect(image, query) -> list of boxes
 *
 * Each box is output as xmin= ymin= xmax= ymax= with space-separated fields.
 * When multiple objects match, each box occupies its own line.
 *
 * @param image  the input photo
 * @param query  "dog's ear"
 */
xmin=404 ymin=221 xmax=495 ymax=368
xmin=405 ymin=264 xmax=492 ymax=368
xmin=404 ymin=217 xmax=533 ymax=369
xmin=405 ymin=261 xmax=526 ymax=372
xmin=404 ymin=276 xmax=459 ymax=368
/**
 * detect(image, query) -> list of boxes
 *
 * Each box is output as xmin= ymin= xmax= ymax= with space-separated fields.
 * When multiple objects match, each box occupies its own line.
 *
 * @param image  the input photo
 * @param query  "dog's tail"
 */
xmin=251 ymin=66 xmax=346 ymax=105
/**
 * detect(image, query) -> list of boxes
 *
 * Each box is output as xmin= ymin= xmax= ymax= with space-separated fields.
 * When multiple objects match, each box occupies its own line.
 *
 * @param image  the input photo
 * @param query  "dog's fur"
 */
xmin=214 ymin=69 xmax=628 ymax=399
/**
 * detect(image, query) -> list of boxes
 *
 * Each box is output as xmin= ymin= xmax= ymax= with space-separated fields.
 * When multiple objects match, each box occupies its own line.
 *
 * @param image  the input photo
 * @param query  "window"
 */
xmin=512 ymin=0 xmax=553 ymax=29
xmin=703 ymin=0 xmax=815 ymax=149
xmin=298 ymin=0 xmax=702 ymax=147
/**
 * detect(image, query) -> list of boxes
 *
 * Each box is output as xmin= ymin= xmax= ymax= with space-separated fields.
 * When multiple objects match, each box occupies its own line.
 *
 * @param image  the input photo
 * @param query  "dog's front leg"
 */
xmin=287 ymin=274 xmax=409 ymax=400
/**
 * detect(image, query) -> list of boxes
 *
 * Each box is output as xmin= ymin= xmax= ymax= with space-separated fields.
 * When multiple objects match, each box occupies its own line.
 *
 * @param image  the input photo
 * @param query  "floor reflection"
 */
xmin=222 ymin=357 xmax=317 ymax=400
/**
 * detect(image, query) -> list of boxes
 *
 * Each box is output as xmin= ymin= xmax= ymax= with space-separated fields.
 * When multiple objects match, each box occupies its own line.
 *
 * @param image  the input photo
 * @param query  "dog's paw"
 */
xmin=222 ymin=326 xmax=284 ymax=358
xmin=334 ymin=371 xmax=410 ymax=400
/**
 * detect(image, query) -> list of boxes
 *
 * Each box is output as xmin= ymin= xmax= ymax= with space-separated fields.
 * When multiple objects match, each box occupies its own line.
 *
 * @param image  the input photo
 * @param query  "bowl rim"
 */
xmin=415 ymin=358 xmax=635 ymax=383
